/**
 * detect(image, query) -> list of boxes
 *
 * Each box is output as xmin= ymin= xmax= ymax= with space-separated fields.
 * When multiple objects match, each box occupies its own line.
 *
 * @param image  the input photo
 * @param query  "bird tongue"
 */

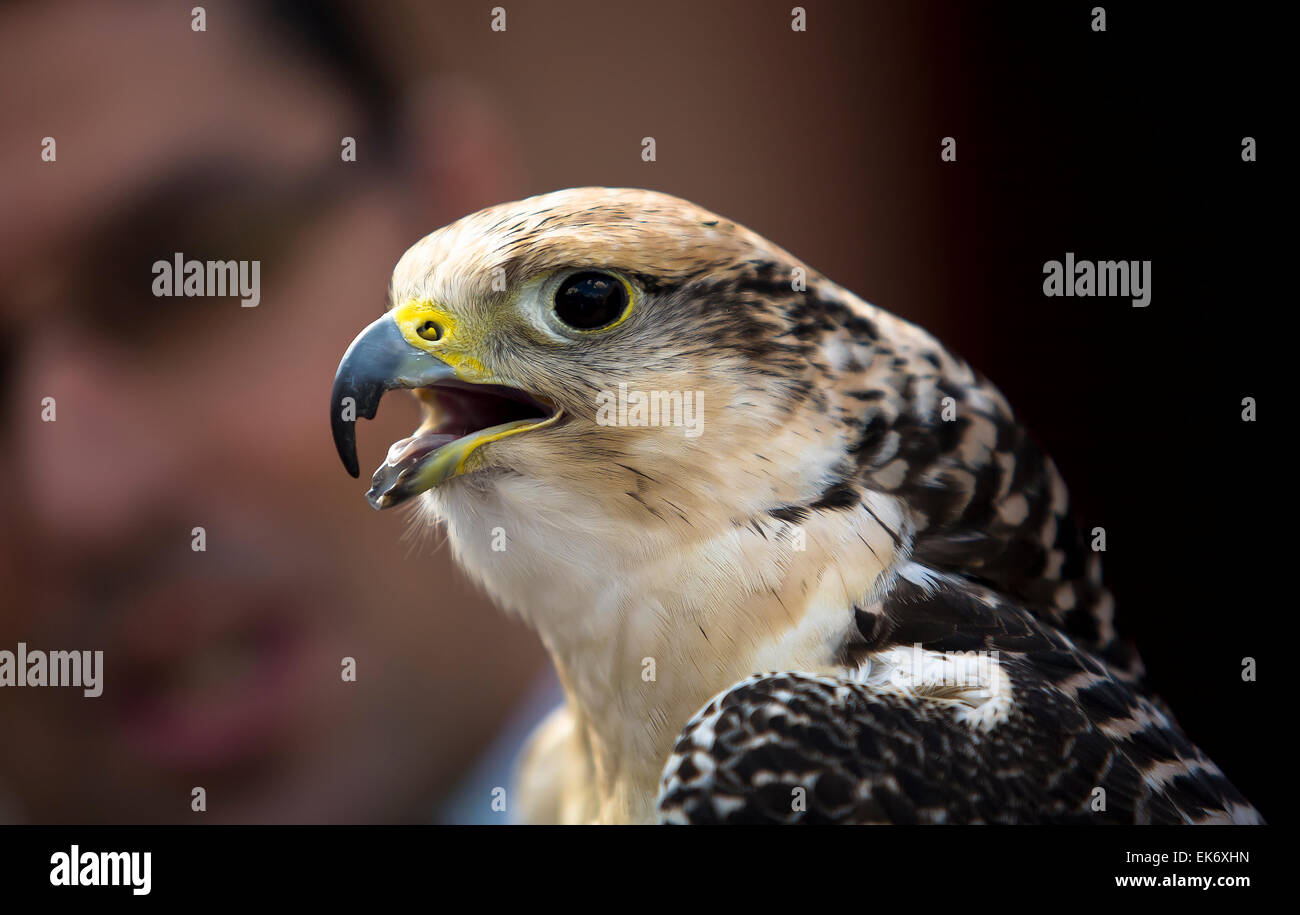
xmin=367 ymin=431 xmax=461 ymax=508
xmin=385 ymin=431 xmax=458 ymax=467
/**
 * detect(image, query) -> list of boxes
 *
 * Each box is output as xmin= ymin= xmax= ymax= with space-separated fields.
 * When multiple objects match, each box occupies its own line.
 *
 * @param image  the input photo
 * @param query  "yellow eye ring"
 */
xmin=551 ymin=271 xmax=635 ymax=333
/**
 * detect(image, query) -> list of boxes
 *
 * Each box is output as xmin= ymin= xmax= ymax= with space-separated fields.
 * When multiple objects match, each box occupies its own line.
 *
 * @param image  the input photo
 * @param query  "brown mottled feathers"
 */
xmin=671 ymin=253 xmax=1137 ymax=675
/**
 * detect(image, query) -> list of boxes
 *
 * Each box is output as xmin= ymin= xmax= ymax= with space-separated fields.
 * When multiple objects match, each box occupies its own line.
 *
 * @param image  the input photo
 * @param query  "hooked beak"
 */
xmin=330 ymin=314 xmax=454 ymax=478
xmin=330 ymin=313 xmax=559 ymax=509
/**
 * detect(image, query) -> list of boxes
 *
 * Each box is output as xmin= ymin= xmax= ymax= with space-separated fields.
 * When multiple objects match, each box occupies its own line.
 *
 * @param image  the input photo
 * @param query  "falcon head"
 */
xmin=331 ymin=187 xmax=860 ymax=533
xmin=330 ymin=189 xmax=1137 ymax=814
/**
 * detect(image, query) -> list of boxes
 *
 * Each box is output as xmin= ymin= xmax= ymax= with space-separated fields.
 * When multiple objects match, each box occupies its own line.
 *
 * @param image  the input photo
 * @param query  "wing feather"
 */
xmin=657 ymin=575 xmax=1261 ymax=825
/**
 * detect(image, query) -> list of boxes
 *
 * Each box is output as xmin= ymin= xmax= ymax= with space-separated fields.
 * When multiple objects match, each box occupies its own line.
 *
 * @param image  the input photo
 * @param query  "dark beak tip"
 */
xmin=330 ymin=404 xmax=362 ymax=478
xmin=331 ymin=313 xmax=450 ymax=487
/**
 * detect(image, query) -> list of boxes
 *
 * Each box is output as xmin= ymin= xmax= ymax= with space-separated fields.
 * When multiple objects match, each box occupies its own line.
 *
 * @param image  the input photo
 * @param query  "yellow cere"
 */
xmin=390 ymin=299 xmax=491 ymax=381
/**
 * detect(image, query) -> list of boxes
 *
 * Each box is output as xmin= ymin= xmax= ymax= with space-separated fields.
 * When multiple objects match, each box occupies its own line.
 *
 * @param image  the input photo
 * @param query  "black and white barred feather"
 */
xmin=658 ymin=575 xmax=1258 ymax=823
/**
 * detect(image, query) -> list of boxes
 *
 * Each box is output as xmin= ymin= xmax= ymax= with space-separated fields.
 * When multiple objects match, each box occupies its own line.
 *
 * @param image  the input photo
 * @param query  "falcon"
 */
xmin=329 ymin=187 xmax=1260 ymax=824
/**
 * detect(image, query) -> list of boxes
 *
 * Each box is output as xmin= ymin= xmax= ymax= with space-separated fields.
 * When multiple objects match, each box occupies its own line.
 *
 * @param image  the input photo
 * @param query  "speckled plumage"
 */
xmin=336 ymin=187 xmax=1260 ymax=824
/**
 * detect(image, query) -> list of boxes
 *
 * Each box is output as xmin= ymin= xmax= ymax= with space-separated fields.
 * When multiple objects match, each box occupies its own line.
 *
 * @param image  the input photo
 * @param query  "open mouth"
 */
xmin=366 ymin=382 xmax=560 ymax=509
xmin=330 ymin=310 xmax=562 ymax=509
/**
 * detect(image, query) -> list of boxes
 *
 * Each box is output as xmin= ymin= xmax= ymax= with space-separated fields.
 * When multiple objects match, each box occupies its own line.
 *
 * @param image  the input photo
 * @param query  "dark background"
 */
xmin=920 ymin=4 xmax=1280 ymax=817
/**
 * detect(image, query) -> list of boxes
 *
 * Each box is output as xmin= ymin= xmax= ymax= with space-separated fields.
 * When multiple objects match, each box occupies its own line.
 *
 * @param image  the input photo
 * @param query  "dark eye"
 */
xmin=553 ymin=271 xmax=629 ymax=330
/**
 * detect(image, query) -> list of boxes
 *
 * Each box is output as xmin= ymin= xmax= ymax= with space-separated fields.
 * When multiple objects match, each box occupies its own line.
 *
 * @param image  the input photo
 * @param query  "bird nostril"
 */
xmin=416 ymin=320 xmax=443 ymax=342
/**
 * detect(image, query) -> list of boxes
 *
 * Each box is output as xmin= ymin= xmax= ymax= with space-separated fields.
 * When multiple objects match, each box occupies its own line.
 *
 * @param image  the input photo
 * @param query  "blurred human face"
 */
xmin=0 ymin=1 xmax=542 ymax=822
